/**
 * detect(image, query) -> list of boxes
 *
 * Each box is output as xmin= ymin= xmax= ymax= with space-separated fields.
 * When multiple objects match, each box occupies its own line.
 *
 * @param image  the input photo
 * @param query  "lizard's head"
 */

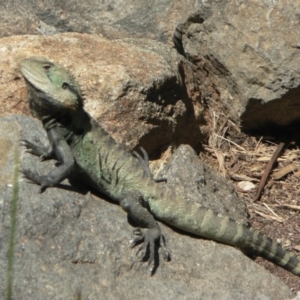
xmin=20 ymin=57 xmax=84 ymax=119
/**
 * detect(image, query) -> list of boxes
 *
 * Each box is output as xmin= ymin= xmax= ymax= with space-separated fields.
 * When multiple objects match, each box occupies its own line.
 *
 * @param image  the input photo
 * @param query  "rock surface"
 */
xmin=3 ymin=1 xmax=300 ymax=133
xmin=0 ymin=33 xmax=202 ymax=155
xmin=0 ymin=0 xmax=206 ymax=43
xmin=0 ymin=115 xmax=293 ymax=300
xmin=3 ymin=1 xmax=300 ymax=135
xmin=174 ymin=1 xmax=300 ymax=133
xmin=1 ymin=0 xmax=300 ymax=298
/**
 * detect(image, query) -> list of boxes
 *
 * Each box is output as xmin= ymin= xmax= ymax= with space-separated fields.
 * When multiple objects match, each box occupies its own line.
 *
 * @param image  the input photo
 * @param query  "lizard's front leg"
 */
xmin=119 ymin=191 xmax=170 ymax=273
xmin=20 ymin=118 xmax=58 ymax=161
xmin=21 ymin=124 xmax=75 ymax=192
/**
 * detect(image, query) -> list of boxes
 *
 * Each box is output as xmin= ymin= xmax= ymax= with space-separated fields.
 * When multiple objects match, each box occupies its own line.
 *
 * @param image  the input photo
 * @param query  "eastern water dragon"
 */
xmin=19 ymin=56 xmax=300 ymax=277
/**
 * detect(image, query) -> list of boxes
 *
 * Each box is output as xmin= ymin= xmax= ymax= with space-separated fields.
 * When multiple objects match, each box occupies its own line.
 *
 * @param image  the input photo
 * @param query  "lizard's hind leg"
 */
xmin=133 ymin=147 xmax=167 ymax=183
xmin=119 ymin=190 xmax=170 ymax=274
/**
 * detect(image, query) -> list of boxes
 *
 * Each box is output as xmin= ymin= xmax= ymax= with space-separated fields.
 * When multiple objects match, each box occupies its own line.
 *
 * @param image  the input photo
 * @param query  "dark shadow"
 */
xmin=136 ymin=61 xmax=204 ymax=160
xmin=241 ymin=86 xmax=300 ymax=142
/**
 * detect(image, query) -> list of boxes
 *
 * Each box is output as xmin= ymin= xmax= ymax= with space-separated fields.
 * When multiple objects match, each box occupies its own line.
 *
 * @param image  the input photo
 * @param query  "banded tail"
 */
xmin=150 ymin=193 xmax=300 ymax=276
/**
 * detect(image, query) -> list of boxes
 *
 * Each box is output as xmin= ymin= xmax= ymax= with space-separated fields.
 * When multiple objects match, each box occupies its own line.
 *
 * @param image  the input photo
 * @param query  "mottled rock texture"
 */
xmin=1 ymin=0 xmax=300 ymax=298
xmin=174 ymin=1 xmax=300 ymax=134
xmin=0 ymin=115 xmax=293 ymax=300
xmin=0 ymin=33 xmax=202 ymax=155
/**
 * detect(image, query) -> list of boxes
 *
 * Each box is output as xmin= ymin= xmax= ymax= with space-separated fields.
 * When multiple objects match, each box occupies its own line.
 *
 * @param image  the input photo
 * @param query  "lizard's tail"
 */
xmin=150 ymin=199 xmax=300 ymax=276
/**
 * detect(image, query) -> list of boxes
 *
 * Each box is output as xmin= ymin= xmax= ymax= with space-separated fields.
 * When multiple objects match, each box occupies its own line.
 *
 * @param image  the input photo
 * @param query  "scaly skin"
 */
xmin=20 ymin=57 xmax=300 ymax=276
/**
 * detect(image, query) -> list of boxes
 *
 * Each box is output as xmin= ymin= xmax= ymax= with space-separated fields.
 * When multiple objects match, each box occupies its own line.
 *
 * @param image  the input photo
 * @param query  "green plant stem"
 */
xmin=6 ymin=146 xmax=20 ymax=300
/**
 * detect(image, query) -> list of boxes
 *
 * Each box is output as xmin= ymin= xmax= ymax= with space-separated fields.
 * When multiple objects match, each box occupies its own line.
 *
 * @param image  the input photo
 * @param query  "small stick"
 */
xmin=253 ymin=141 xmax=286 ymax=202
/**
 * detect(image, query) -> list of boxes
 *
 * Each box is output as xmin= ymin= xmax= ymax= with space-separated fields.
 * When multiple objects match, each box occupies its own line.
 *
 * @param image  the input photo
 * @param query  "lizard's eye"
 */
xmin=43 ymin=65 xmax=51 ymax=71
xmin=62 ymin=82 xmax=69 ymax=90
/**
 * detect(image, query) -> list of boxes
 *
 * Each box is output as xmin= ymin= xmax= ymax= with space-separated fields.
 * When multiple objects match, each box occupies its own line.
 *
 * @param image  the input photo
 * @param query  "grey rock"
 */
xmin=158 ymin=144 xmax=248 ymax=224
xmin=174 ymin=1 xmax=300 ymax=134
xmin=0 ymin=115 xmax=293 ymax=300
xmin=0 ymin=0 xmax=194 ymax=42
xmin=0 ymin=33 xmax=202 ymax=155
xmin=2 ymin=1 xmax=300 ymax=136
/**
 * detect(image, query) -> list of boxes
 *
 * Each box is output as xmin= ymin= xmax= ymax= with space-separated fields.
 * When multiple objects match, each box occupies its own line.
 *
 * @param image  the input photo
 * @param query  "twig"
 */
xmin=214 ymin=134 xmax=246 ymax=151
xmin=272 ymin=204 xmax=300 ymax=211
xmin=254 ymin=141 xmax=286 ymax=202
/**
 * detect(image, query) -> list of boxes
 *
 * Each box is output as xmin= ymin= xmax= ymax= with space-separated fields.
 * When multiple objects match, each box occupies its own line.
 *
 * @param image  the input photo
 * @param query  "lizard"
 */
xmin=19 ymin=56 xmax=300 ymax=277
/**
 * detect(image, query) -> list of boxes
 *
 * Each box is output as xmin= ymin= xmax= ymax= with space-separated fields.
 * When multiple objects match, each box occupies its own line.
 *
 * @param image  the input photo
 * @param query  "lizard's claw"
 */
xmin=19 ymin=139 xmax=51 ymax=161
xmin=20 ymin=168 xmax=47 ymax=193
xmin=20 ymin=139 xmax=41 ymax=157
xmin=130 ymin=227 xmax=170 ymax=274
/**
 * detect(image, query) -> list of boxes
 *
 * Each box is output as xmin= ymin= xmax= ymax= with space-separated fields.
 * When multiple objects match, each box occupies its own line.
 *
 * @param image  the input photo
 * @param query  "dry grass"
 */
xmin=201 ymin=106 xmax=300 ymax=293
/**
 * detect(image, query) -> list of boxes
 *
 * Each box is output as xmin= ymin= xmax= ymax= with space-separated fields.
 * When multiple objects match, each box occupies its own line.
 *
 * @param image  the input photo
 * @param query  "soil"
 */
xmin=200 ymin=107 xmax=300 ymax=294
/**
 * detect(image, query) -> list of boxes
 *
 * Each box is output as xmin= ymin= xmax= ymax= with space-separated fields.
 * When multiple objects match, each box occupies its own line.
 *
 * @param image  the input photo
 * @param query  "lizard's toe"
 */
xmin=21 ymin=168 xmax=40 ymax=183
xmin=20 ymin=168 xmax=48 ymax=193
xmin=19 ymin=139 xmax=40 ymax=156
xmin=159 ymin=235 xmax=171 ymax=262
xmin=130 ymin=227 xmax=170 ymax=274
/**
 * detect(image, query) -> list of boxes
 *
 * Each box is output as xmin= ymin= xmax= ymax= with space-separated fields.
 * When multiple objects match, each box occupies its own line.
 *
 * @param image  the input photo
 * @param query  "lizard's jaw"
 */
xmin=20 ymin=57 xmax=82 ymax=117
xmin=24 ymin=79 xmax=67 ymax=119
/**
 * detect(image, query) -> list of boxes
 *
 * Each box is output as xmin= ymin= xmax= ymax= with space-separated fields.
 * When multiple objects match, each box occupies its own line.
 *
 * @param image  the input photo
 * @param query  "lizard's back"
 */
xmin=70 ymin=115 xmax=152 ymax=201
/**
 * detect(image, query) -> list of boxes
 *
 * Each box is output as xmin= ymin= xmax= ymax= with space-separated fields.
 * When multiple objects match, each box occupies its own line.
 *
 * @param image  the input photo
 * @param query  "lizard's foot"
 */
xmin=20 ymin=138 xmax=53 ymax=161
xmin=21 ymin=168 xmax=49 ymax=193
xmin=130 ymin=227 xmax=170 ymax=274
